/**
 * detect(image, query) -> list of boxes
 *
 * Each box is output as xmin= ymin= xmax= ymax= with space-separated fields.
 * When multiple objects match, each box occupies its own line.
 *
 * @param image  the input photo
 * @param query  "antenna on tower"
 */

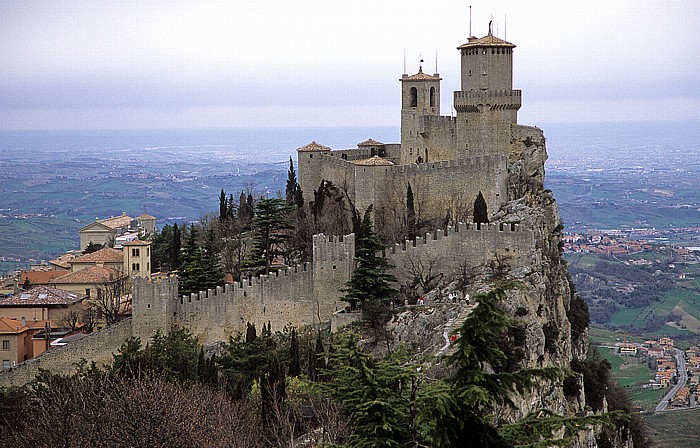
xmin=505 ymin=14 xmax=507 ymax=40
xmin=403 ymin=49 xmax=407 ymax=75
xmin=419 ymin=53 xmax=424 ymax=72
xmin=469 ymin=5 xmax=472 ymax=36
xmin=435 ymin=50 xmax=438 ymax=74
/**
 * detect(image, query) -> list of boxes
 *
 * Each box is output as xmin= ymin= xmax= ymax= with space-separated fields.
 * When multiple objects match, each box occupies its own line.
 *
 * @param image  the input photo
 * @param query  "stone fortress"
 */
xmin=296 ymin=23 xmax=524 ymax=224
xmin=1 ymin=24 xmax=551 ymax=386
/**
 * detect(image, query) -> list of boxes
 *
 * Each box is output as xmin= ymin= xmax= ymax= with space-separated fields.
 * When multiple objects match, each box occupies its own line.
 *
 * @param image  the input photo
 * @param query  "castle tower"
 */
xmin=296 ymin=141 xmax=331 ymax=201
xmin=453 ymin=24 xmax=521 ymax=154
xmin=399 ymin=66 xmax=442 ymax=165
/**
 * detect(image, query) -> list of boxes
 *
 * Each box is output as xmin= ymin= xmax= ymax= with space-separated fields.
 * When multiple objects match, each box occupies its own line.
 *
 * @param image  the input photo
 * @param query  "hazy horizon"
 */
xmin=2 ymin=1 xmax=699 ymax=130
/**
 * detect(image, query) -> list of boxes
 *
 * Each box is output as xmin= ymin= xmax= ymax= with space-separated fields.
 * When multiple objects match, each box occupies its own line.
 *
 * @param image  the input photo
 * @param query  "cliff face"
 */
xmin=385 ymin=124 xmax=632 ymax=447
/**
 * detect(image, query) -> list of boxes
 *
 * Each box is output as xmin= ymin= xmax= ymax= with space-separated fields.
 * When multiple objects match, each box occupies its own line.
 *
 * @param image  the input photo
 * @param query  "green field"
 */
xmin=589 ymin=327 xmax=644 ymax=345
xmin=644 ymin=407 xmax=700 ymax=448
xmin=598 ymin=347 xmax=661 ymax=410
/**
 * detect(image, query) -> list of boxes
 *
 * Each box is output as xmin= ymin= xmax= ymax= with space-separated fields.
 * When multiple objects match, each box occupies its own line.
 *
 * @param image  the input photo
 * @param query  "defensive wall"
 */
xmin=0 ymin=223 xmax=535 ymax=386
xmin=306 ymin=150 xmax=508 ymax=221
xmin=0 ymin=318 xmax=133 ymax=388
xmin=387 ymin=222 xmax=536 ymax=287
xmin=132 ymin=234 xmax=355 ymax=344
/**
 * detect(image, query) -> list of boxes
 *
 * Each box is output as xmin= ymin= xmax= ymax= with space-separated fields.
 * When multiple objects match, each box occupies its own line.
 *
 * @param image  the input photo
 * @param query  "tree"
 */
xmin=219 ymin=188 xmax=228 ymax=223
xmin=343 ymin=207 xmax=397 ymax=329
xmin=473 ymin=190 xmax=489 ymax=224
xmin=244 ymin=198 xmax=293 ymax=276
xmin=406 ymin=182 xmax=417 ymax=240
xmin=289 ymin=327 xmax=301 ymax=377
xmin=90 ymin=271 xmax=130 ymax=325
xmin=82 ymin=241 xmax=103 ymax=255
xmin=322 ymin=333 xmax=416 ymax=448
xmin=170 ymin=223 xmax=182 ymax=270
xmin=418 ymin=285 xmax=617 ymax=448
xmin=285 ymin=157 xmax=299 ymax=206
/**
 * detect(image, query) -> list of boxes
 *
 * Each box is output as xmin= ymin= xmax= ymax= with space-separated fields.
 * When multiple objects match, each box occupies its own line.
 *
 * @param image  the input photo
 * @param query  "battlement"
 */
xmin=391 ymin=154 xmax=506 ymax=174
xmin=388 ymin=221 xmax=526 ymax=254
xmin=313 ymin=233 xmax=355 ymax=263
xmin=386 ymin=221 xmax=537 ymax=286
xmin=453 ymin=89 xmax=522 ymax=112
xmin=419 ymin=115 xmax=457 ymax=128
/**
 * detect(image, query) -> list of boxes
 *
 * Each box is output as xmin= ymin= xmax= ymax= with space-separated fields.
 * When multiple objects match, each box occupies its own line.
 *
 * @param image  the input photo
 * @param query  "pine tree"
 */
xmin=244 ymin=198 xmax=293 ymax=276
xmin=343 ymin=207 xmax=397 ymax=328
xmin=322 ymin=333 xmax=416 ymax=448
xmin=417 ymin=285 xmax=608 ymax=448
xmin=203 ymin=226 xmax=224 ymax=289
xmin=82 ymin=241 xmax=103 ymax=254
xmin=473 ymin=190 xmax=489 ymax=224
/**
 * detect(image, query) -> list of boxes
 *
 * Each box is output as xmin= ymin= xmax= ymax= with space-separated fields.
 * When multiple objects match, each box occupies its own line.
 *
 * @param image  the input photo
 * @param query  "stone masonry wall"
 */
xmin=387 ymin=222 xmax=536 ymax=287
xmin=0 ymin=318 xmax=133 ymax=388
xmin=131 ymin=234 xmax=356 ymax=344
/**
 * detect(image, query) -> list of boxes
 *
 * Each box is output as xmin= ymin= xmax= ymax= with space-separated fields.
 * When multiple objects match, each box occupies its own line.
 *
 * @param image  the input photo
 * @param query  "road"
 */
xmin=655 ymin=348 xmax=688 ymax=412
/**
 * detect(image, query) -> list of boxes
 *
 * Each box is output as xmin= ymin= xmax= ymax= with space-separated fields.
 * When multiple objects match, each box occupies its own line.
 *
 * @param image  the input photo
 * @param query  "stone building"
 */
xmin=78 ymin=212 xmax=157 ymax=250
xmin=297 ymin=25 xmax=521 ymax=225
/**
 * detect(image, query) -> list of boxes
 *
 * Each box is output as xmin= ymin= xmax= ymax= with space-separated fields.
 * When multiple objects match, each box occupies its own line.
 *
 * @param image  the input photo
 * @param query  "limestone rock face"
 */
xmin=384 ymin=124 xmax=631 ymax=447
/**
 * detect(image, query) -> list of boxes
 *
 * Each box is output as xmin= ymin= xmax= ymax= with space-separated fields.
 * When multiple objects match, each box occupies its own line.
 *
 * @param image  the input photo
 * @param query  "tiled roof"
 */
xmin=0 ymin=285 xmax=86 ymax=307
xmin=71 ymin=247 xmax=124 ymax=264
xmin=401 ymin=67 xmax=441 ymax=82
xmin=353 ymin=156 xmax=395 ymax=166
xmin=50 ymin=266 xmax=122 ymax=285
xmin=458 ymin=33 xmax=515 ymax=49
xmin=122 ymin=240 xmax=152 ymax=246
xmin=0 ymin=317 xmax=29 ymax=334
xmin=100 ymin=214 xmax=133 ymax=229
xmin=297 ymin=141 xmax=332 ymax=152
xmin=138 ymin=213 xmax=156 ymax=220
xmin=48 ymin=253 xmax=76 ymax=269
xmin=18 ymin=270 xmax=68 ymax=285
xmin=357 ymin=139 xmax=385 ymax=147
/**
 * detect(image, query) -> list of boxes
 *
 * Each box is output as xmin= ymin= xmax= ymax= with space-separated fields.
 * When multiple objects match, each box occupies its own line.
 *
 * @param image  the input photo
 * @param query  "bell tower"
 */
xmin=454 ymin=23 xmax=521 ymax=154
xmin=399 ymin=66 xmax=442 ymax=165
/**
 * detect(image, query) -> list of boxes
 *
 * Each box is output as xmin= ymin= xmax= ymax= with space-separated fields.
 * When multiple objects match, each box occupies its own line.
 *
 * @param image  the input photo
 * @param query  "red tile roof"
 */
xmin=352 ymin=156 xmax=394 ymax=166
xmin=18 ymin=270 xmax=68 ymax=285
xmin=297 ymin=141 xmax=332 ymax=152
xmin=71 ymin=247 xmax=124 ymax=264
xmin=458 ymin=33 xmax=515 ymax=49
xmin=357 ymin=139 xmax=385 ymax=147
xmin=50 ymin=266 xmax=122 ymax=285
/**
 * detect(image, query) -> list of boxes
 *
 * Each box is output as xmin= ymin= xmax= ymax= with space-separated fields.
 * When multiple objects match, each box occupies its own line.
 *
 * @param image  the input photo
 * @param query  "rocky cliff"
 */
xmin=382 ymin=124 xmax=634 ymax=448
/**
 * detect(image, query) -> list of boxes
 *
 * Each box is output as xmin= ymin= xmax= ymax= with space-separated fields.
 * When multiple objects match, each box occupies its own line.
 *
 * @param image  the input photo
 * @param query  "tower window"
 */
xmin=409 ymin=87 xmax=417 ymax=107
xmin=429 ymin=87 xmax=435 ymax=107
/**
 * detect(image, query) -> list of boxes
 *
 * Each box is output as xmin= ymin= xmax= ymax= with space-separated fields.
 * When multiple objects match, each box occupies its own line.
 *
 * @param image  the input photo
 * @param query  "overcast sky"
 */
xmin=1 ymin=0 xmax=698 ymax=130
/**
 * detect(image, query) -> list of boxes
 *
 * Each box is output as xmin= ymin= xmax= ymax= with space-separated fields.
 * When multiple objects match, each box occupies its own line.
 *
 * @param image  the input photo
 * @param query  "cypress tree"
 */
xmin=406 ymin=182 xmax=416 ymax=240
xmin=170 ymin=223 xmax=181 ymax=270
xmin=219 ymin=188 xmax=227 ymax=222
xmin=473 ymin=190 xmax=489 ymax=224
xmin=285 ymin=157 xmax=298 ymax=205
xmin=289 ymin=327 xmax=301 ymax=377
xmin=245 ymin=322 xmax=257 ymax=343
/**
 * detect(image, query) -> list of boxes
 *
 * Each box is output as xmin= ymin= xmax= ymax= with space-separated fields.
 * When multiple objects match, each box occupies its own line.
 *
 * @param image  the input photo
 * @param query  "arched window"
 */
xmin=409 ymin=87 xmax=417 ymax=107
xmin=429 ymin=87 xmax=435 ymax=107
